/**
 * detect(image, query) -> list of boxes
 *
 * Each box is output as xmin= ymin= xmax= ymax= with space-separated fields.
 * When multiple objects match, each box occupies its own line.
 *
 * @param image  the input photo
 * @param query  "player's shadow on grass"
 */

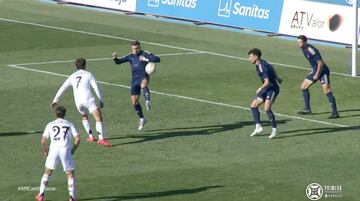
xmin=109 ymin=120 xmax=290 ymax=146
xmin=78 ymin=185 xmax=224 ymax=201
xmin=0 ymin=130 xmax=42 ymax=137
xmin=276 ymin=125 xmax=360 ymax=139
xmin=311 ymin=109 xmax=360 ymax=118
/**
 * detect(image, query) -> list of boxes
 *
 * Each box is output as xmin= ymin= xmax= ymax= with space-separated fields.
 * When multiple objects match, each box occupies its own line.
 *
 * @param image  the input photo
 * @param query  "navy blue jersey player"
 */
xmin=296 ymin=35 xmax=339 ymax=118
xmin=112 ymin=40 xmax=160 ymax=130
xmin=248 ymin=48 xmax=281 ymax=139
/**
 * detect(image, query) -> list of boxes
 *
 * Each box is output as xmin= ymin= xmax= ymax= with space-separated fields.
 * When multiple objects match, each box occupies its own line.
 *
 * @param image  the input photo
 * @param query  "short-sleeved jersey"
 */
xmin=114 ymin=50 xmax=160 ymax=83
xmin=53 ymin=70 xmax=103 ymax=104
xmin=43 ymin=118 xmax=79 ymax=149
xmin=256 ymin=59 xmax=279 ymax=90
xmin=302 ymin=44 xmax=329 ymax=71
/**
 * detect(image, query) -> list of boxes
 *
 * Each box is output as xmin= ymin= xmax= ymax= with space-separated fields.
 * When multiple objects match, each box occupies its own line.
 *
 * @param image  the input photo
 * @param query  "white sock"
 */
xmin=39 ymin=174 xmax=50 ymax=195
xmin=256 ymin=123 xmax=261 ymax=128
xmin=96 ymin=122 xmax=104 ymax=140
xmin=68 ymin=177 xmax=76 ymax=199
xmin=82 ymin=120 xmax=93 ymax=137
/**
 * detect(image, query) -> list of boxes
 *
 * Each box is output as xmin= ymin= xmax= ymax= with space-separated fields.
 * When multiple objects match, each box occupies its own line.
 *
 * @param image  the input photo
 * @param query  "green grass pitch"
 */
xmin=0 ymin=1 xmax=359 ymax=200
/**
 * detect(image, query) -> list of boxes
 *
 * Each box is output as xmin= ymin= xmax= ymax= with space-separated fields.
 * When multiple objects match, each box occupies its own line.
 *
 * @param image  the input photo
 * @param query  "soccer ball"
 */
xmin=145 ymin=62 xmax=156 ymax=75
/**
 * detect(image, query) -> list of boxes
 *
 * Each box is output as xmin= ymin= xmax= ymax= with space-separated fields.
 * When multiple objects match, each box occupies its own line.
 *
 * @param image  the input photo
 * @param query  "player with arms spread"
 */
xmin=112 ymin=40 xmax=160 ymax=130
xmin=51 ymin=58 xmax=111 ymax=147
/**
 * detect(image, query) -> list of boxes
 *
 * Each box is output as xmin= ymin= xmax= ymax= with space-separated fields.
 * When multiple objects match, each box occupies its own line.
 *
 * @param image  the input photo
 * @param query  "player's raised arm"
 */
xmin=141 ymin=51 xmax=160 ymax=63
xmin=112 ymin=52 xmax=130 ymax=65
xmin=148 ymin=53 xmax=160 ymax=63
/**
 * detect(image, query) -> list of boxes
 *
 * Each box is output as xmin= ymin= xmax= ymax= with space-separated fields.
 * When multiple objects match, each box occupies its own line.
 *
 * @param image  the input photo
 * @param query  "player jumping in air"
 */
xmin=112 ymin=40 xmax=160 ymax=130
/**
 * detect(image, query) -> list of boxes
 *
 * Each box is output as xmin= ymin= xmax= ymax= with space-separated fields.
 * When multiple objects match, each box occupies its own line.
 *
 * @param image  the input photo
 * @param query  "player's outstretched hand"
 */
xmin=112 ymin=52 xmax=118 ymax=59
xmin=50 ymin=102 xmax=58 ymax=110
xmin=100 ymin=101 xmax=104 ymax=108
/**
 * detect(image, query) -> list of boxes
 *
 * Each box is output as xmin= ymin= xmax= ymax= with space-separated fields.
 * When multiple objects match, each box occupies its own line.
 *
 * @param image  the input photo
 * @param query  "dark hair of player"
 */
xmin=55 ymin=106 xmax=66 ymax=118
xmin=75 ymin=58 xmax=86 ymax=70
xmin=297 ymin=35 xmax=307 ymax=42
xmin=131 ymin=40 xmax=141 ymax=46
xmin=248 ymin=48 xmax=262 ymax=58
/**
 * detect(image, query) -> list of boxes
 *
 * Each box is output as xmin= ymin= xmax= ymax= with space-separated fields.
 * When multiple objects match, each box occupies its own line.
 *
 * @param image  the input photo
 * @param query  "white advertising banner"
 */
xmin=279 ymin=0 xmax=359 ymax=44
xmin=61 ymin=0 xmax=137 ymax=12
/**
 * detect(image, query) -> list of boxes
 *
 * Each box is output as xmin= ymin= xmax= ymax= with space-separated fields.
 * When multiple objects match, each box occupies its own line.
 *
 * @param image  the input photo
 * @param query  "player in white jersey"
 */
xmin=35 ymin=106 xmax=80 ymax=201
xmin=51 ymin=58 xmax=111 ymax=147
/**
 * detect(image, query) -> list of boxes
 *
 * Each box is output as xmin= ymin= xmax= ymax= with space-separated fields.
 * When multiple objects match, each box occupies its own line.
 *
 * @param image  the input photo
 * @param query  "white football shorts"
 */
xmin=75 ymin=98 xmax=98 ymax=115
xmin=45 ymin=147 xmax=75 ymax=172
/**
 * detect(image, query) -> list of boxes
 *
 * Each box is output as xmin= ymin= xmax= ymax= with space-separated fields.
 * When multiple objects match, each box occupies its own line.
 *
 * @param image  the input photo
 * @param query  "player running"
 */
xmin=296 ymin=35 xmax=339 ymax=118
xmin=248 ymin=48 xmax=282 ymax=139
xmin=35 ymin=106 xmax=80 ymax=201
xmin=112 ymin=40 xmax=160 ymax=130
xmin=51 ymin=58 xmax=111 ymax=147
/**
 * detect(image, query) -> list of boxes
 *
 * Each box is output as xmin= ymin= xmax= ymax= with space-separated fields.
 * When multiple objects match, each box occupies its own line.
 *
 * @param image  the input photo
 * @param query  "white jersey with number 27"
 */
xmin=43 ymin=118 xmax=79 ymax=149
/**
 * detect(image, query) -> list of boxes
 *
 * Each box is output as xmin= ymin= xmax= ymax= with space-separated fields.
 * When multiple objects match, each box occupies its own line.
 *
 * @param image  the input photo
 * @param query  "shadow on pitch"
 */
xmin=78 ymin=185 xmax=224 ymax=201
xmin=109 ymin=120 xmax=291 ymax=146
xmin=0 ymin=130 xmax=42 ymax=137
xmin=276 ymin=125 xmax=360 ymax=139
xmin=311 ymin=108 xmax=360 ymax=118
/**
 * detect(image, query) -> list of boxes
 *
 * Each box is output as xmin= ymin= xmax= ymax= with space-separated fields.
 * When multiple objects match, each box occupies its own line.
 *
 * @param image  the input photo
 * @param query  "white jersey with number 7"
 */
xmin=53 ymin=69 xmax=103 ymax=105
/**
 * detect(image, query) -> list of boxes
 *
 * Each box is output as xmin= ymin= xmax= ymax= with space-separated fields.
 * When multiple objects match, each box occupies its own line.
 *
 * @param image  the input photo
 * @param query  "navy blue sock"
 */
xmin=302 ymin=89 xmax=311 ymax=110
xmin=326 ymin=92 xmax=338 ymax=113
xmin=143 ymin=87 xmax=150 ymax=102
xmin=134 ymin=103 xmax=144 ymax=118
xmin=251 ymin=107 xmax=261 ymax=124
xmin=266 ymin=110 xmax=277 ymax=128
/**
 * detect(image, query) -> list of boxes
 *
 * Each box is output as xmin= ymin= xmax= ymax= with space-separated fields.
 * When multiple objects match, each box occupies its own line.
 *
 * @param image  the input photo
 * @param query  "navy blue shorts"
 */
xmin=131 ymin=75 xmax=149 ymax=96
xmin=256 ymin=88 xmax=279 ymax=102
xmin=306 ymin=69 xmax=330 ymax=85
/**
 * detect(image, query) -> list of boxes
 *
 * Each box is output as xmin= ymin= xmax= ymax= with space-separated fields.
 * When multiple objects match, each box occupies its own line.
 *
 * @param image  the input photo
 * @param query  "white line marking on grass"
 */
xmin=13 ymin=52 xmax=203 ymax=66
xmin=7 ymin=64 xmax=350 ymax=128
xmin=0 ymin=17 xmax=357 ymax=78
